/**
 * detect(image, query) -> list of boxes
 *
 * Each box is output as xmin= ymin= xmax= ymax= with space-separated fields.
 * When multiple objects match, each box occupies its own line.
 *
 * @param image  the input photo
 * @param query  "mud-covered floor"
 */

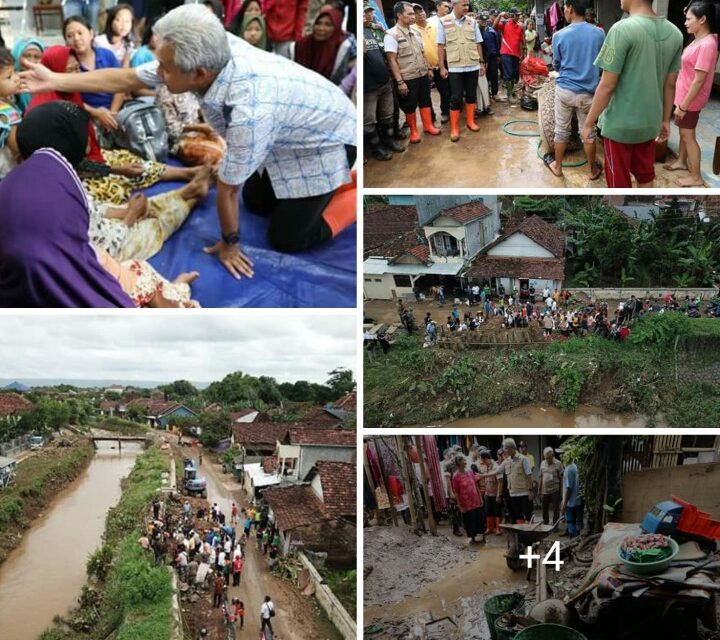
xmin=363 ymin=522 xmax=528 ymax=639
xmin=364 ymin=90 xmax=703 ymax=189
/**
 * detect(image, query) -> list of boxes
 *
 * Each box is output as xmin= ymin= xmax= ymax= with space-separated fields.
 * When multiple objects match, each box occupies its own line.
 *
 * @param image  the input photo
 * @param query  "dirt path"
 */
xmin=180 ymin=444 xmax=341 ymax=640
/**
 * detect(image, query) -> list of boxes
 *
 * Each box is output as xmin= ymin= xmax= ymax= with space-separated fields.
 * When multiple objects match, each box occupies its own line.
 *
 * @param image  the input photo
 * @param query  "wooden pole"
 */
xmin=415 ymin=435 xmax=437 ymax=536
xmin=396 ymin=435 xmax=421 ymax=533
xmin=371 ymin=438 xmax=399 ymax=527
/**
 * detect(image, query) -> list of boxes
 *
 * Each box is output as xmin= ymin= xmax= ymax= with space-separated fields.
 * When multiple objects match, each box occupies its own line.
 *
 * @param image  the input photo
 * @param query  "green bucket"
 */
xmin=514 ymin=624 xmax=587 ymax=640
xmin=484 ymin=593 xmax=525 ymax=640
xmin=495 ymin=612 xmax=538 ymax=640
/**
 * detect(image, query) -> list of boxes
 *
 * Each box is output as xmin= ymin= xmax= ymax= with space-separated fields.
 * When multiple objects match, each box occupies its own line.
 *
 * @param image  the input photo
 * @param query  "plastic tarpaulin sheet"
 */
xmin=144 ymin=173 xmax=356 ymax=308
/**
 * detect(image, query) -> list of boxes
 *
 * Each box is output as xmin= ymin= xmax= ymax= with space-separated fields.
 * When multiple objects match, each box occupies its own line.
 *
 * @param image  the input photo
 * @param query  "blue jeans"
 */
xmin=566 ymin=503 xmax=583 ymax=538
xmin=63 ymin=0 xmax=100 ymax=31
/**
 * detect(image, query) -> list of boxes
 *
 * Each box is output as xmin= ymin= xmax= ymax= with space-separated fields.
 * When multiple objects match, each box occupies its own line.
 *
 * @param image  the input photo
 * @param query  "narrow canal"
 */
xmin=0 ymin=444 xmax=141 ymax=639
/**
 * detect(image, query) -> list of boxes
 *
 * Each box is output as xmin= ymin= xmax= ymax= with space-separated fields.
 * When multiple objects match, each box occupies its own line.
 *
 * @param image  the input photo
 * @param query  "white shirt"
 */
xmin=135 ymin=33 xmax=355 ymax=198
xmin=261 ymin=601 xmax=274 ymax=620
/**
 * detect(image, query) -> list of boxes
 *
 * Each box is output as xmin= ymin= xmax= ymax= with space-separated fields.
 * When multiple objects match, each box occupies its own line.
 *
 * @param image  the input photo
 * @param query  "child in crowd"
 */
xmin=233 ymin=598 xmax=245 ymax=629
xmin=0 ymin=48 xmax=21 ymax=179
xmin=95 ymin=3 xmax=137 ymax=65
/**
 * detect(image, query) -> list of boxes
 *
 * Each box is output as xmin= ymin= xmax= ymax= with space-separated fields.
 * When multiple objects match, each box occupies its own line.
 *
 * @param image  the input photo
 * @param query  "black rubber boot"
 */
xmin=366 ymin=131 xmax=392 ymax=161
xmin=380 ymin=126 xmax=406 ymax=153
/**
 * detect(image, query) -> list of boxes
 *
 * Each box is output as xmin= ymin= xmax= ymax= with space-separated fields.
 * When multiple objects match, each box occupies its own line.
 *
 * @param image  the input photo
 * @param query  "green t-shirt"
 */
xmin=594 ymin=16 xmax=682 ymax=144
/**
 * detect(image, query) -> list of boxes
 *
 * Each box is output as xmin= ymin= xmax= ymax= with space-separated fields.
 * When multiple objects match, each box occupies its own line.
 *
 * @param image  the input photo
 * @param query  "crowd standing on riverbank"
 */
xmin=139 ymin=493 xmax=281 ymax=638
xmin=364 ymin=288 xmax=719 ymax=357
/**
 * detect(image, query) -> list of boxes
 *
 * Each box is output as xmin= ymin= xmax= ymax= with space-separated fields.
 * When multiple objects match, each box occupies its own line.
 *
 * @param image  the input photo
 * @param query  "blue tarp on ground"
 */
xmin=144 ymin=177 xmax=356 ymax=308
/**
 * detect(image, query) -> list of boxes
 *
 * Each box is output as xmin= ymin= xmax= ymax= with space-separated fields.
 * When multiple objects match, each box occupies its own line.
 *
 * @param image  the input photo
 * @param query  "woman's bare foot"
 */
xmin=174 ymin=271 xmax=200 ymax=285
xmin=180 ymin=165 xmax=213 ymax=201
xmin=677 ymin=176 xmax=704 ymax=187
xmin=124 ymin=193 xmax=149 ymax=226
xmin=663 ymin=161 xmax=688 ymax=171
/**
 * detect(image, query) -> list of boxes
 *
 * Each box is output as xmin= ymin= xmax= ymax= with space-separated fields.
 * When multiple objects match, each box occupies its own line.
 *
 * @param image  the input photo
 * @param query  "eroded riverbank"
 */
xmin=0 ymin=443 xmax=140 ymax=639
xmin=0 ymin=438 xmax=95 ymax=567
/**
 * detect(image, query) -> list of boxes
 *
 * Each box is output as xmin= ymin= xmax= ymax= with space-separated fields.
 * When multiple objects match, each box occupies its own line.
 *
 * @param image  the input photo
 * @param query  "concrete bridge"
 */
xmin=89 ymin=435 xmax=150 ymax=451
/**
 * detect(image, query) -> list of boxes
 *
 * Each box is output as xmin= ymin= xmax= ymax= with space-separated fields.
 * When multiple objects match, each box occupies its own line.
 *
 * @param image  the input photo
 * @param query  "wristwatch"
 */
xmin=222 ymin=231 xmax=240 ymax=244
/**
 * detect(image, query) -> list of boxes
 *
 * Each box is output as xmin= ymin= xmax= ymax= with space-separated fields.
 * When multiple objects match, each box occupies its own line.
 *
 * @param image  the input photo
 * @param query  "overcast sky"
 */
xmin=0 ymin=315 xmax=356 ymax=385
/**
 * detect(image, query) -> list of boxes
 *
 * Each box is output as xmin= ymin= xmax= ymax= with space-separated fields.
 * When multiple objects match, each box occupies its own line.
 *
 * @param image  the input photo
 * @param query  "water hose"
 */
xmin=502 ymin=119 xmax=588 ymax=168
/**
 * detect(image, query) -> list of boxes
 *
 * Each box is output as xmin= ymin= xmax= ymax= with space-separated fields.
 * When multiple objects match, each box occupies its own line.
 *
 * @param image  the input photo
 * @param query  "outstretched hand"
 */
xmin=204 ymin=241 xmax=254 ymax=280
xmin=18 ymin=61 xmax=56 ymax=94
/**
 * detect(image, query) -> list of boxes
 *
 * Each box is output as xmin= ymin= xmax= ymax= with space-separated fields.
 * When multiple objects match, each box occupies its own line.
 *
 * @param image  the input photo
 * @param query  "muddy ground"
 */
xmin=171 ymin=443 xmax=342 ymax=640
xmin=364 ymin=520 xmax=720 ymax=640
xmin=364 ymin=521 xmax=529 ymax=639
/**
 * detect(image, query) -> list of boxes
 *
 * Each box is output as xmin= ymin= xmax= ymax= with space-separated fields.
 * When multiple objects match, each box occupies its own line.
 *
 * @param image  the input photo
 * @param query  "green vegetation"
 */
xmin=95 ymin=416 xmax=149 ymax=435
xmin=319 ymin=568 xmax=357 ymax=618
xmin=558 ymin=198 xmax=720 ymax=288
xmin=0 ymin=440 xmax=94 ymax=564
xmin=40 ymin=447 xmax=173 ymax=640
xmin=0 ymin=396 xmax=94 ymax=441
xmin=365 ymin=314 xmax=716 ymax=427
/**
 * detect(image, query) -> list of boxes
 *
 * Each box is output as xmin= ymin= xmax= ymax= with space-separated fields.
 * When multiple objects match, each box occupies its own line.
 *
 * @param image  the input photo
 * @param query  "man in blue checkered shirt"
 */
xmin=20 ymin=4 xmax=356 ymax=280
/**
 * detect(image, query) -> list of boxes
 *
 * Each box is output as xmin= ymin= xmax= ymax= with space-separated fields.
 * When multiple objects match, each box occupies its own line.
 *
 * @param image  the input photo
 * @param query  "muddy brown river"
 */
xmin=434 ymin=404 xmax=664 ymax=428
xmin=0 ymin=445 xmax=140 ymax=639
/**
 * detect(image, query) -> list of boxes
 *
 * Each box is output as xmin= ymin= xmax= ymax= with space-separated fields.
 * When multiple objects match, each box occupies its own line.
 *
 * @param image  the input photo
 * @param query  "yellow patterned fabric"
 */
xmin=82 ymin=149 xmax=166 ymax=206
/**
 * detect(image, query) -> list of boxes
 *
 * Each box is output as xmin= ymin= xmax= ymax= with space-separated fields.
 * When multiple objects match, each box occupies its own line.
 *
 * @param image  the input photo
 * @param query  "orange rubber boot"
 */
xmin=322 ymin=170 xmax=357 ymax=237
xmin=405 ymin=112 xmax=421 ymax=143
xmin=465 ymin=103 xmax=480 ymax=131
xmin=449 ymin=109 xmax=461 ymax=142
xmin=419 ymin=107 xmax=441 ymax=135
xmin=484 ymin=516 xmax=495 ymax=535
xmin=495 ymin=519 xmax=502 ymax=535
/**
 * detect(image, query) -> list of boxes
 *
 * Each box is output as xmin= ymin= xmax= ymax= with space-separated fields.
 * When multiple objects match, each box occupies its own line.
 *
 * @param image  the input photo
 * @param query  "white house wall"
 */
xmin=298 ymin=445 xmax=356 ymax=480
xmin=487 ymin=232 xmax=554 ymax=258
xmin=505 ymin=278 xmax=560 ymax=293
xmin=363 ymin=273 xmax=414 ymax=300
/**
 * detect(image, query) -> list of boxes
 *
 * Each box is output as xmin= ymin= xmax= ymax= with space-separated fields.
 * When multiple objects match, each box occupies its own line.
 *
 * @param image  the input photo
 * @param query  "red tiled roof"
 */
xmin=232 ymin=422 xmax=290 ymax=448
xmin=364 ymin=204 xmax=418 ymax=257
xmin=203 ymin=402 xmax=223 ymax=413
xmin=0 ymin=393 xmax=33 ymax=417
xmin=301 ymin=406 xmax=343 ymax=427
xmin=149 ymin=402 xmax=182 ymax=416
xmin=440 ymin=201 xmax=492 ymax=224
xmin=486 ymin=215 xmax=565 ymax=258
xmin=314 ymin=461 xmax=356 ymax=518
xmin=99 ymin=400 xmax=116 ymax=412
xmin=389 ymin=243 xmax=431 ymax=265
xmin=333 ymin=391 xmax=356 ymax=412
xmin=264 ymin=484 xmax=331 ymax=531
xmin=287 ymin=428 xmax=356 ymax=447
xmin=467 ymin=256 xmax=566 ymax=281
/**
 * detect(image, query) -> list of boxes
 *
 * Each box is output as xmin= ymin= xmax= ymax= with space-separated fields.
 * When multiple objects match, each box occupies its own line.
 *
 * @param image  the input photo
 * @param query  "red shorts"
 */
xmin=603 ymin=137 xmax=656 ymax=187
xmin=674 ymin=109 xmax=700 ymax=130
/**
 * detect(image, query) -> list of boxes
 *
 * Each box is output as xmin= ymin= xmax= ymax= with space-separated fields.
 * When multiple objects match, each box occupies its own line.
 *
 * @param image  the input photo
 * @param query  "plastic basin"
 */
xmin=514 ymin=623 xmax=587 ymax=640
xmin=616 ymin=536 xmax=679 ymax=575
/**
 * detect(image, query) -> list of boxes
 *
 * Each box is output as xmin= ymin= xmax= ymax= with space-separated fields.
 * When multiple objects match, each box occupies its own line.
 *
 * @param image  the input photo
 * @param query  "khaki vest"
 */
xmin=506 ymin=454 xmax=530 ymax=494
xmin=388 ymin=25 xmax=428 ymax=80
xmin=442 ymin=14 xmax=480 ymax=69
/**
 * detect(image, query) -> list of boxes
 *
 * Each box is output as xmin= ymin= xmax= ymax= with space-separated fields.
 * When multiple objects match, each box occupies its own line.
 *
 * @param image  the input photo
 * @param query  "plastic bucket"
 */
xmin=514 ymin=624 xmax=587 ymax=640
xmin=495 ymin=613 xmax=537 ymax=640
xmin=484 ymin=593 xmax=525 ymax=640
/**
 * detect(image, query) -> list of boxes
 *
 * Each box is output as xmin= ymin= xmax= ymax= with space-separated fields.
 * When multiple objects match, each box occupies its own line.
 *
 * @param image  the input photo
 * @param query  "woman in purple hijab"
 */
xmin=0 ymin=101 xmax=134 ymax=307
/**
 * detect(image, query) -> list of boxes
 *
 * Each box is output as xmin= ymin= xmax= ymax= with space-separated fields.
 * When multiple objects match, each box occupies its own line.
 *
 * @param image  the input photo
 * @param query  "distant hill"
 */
xmin=2 ymin=381 xmax=30 ymax=392
xmin=0 ymin=378 xmax=211 ymax=390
